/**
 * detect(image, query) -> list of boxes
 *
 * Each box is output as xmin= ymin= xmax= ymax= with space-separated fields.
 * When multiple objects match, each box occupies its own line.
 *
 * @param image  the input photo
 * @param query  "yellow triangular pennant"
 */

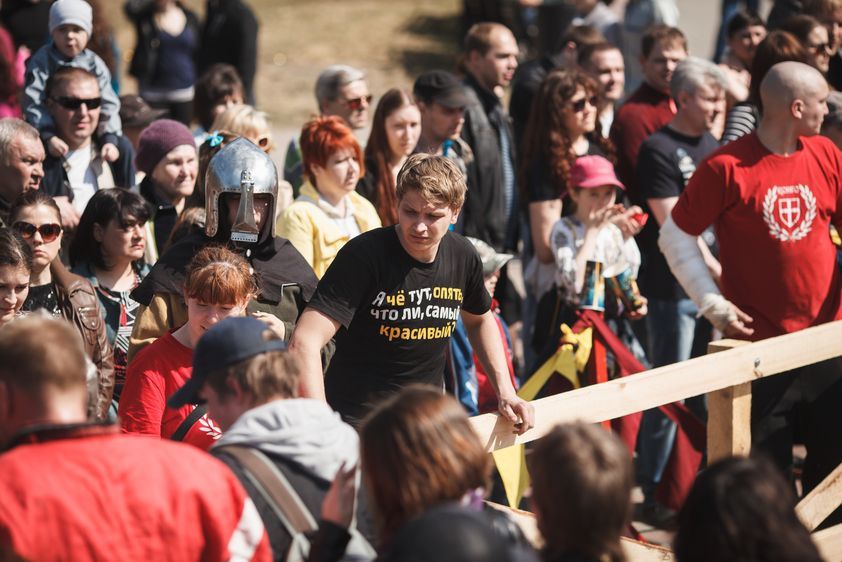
xmin=491 ymin=324 xmax=594 ymax=507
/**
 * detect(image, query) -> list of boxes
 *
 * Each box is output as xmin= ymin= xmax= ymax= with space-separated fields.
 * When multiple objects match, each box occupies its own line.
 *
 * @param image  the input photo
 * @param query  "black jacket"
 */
xmin=460 ymin=73 xmax=518 ymax=251
xmin=198 ymin=0 xmax=259 ymax=104
xmin=124 ymin=0 xmax=201 ymax=86
xmin=41 ymin=136 xmax=136 ymax=201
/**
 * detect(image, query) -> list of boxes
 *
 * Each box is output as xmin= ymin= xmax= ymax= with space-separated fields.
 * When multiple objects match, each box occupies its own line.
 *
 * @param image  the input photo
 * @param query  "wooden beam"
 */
xmin=484 ymin=502 xmax=542 ymax=547
xmin=706 ymin=340 xmax=751 ymax=463
xmin=485 ymin=502 xmax=675 ymax=561
xmin=813 ymin=522 xmax=842 ymax=562
xmin=797 ymin=462 xmax=842 ymax=531
xmin=472 ymin=320 xmax=842 ymax=452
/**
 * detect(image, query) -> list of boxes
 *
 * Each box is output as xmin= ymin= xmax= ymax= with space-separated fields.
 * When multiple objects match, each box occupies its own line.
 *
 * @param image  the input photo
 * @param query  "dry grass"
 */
xmin=103 ymin=0 xmax=462 ymax=129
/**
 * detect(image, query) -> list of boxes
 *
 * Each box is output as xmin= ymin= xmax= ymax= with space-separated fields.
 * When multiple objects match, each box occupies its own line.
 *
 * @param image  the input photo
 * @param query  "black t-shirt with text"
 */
xmin=308 ymin=227 xmax=491 ymax=425
xmin=636 ymin=126 xmax=719 ymax=300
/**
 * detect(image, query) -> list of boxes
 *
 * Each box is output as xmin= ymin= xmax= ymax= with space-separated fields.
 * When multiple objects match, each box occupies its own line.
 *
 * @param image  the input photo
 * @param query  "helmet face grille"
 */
xmin=204 ymin=137 xmax=279 ymax=240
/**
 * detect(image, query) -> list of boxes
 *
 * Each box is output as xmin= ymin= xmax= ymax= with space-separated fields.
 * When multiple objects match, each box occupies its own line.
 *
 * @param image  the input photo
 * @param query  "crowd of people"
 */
xmin=0 ymin=0 xmax=841 ymax=560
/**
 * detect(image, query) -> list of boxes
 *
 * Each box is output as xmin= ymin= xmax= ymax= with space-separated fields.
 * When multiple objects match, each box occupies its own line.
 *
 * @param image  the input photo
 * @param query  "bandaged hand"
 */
xmin=699 ymin=293 xmax=754 ymax=338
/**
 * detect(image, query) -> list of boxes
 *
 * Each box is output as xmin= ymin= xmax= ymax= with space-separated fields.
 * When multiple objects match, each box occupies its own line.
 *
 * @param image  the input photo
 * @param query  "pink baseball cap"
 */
xmin=569 ymin=155 xmax=625 ymax=190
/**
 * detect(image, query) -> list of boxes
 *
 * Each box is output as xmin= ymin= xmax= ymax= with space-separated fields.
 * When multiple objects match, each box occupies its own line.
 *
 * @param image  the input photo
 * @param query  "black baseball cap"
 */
xmin=413 ymin=70 xmax=472 ymax=109
xmin=167 ymin=316 xmax=288 ymax=408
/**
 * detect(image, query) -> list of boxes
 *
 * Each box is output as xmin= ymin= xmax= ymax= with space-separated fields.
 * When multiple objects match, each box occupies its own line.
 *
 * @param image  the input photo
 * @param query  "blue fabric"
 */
xmin=149 ymin=26 xmax=197 ymax=90
xmin=451 ymin=317 xmax=479 ymax=415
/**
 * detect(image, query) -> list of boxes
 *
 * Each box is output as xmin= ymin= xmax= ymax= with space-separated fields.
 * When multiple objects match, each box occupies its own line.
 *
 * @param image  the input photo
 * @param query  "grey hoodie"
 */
xmin=212 ymin=398 xmax=359 ymax=482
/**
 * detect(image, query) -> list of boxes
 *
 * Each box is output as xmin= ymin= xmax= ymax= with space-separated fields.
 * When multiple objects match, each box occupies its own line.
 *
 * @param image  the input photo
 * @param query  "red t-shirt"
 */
xmin=671 ymin=133 xmax=842 ymax=340
xmin=610 ymin=82 xmax=676 ymax=203
xmin=119 ymin=332 xmax=221 ymax=449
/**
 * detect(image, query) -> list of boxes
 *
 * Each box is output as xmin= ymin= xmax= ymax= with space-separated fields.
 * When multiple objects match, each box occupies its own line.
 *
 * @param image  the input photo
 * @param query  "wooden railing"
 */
xmin=472 ymin=320 xmax=842 ymax=561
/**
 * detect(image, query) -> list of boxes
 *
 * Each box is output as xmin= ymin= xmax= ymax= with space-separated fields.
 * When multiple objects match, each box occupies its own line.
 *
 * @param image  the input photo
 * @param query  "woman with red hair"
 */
xmin=119 ymin=245 xmax=282 ymax=449
xmin=277 ymin=115 xmax=380 ymax=278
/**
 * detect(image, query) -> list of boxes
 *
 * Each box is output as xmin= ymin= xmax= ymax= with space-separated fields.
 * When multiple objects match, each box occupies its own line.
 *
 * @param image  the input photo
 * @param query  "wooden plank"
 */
xmin=813 ymin=523 xmax=842 ymax=562
xmin=485 ymin=501 xmax=542 ymax=547
xmin=797 ymin=463 xmax=842 ymax=531
xmin=472 ymin=320 xmax=842 ymax=452
xmin=621 ymin=538 xmax=676 ymax=562
xmin=485 ymin=502 xmax=675 ymax=561
xmin=706 ymin=340 xmax=752 ymax=463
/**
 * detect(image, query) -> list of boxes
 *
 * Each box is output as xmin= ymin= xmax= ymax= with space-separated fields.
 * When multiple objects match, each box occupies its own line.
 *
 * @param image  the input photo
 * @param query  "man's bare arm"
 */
xmin=461 ymin=309 xmax=535 ymax=434
xmin=288 ymin=308 xmax=341 ymax=401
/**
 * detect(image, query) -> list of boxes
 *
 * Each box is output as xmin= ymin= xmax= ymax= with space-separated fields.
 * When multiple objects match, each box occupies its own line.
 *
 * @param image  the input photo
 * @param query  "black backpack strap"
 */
xmin=170 ymin=404 xmax=207 ymax=442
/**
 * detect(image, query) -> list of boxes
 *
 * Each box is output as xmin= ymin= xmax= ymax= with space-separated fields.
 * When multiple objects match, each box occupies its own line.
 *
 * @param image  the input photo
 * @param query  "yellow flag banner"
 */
xmin=491 ymin=325 xmax=593 ymax=508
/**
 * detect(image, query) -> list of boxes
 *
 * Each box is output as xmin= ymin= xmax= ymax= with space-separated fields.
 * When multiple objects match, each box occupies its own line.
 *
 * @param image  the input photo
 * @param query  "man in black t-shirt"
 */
xmin=289 ymin=154 xmax=534 ymax=431
xmin=635 ymin=56 xmax=726 ymax=520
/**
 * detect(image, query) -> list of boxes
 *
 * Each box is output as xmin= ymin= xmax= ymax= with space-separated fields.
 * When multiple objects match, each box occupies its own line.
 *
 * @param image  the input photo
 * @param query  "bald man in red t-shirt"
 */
xmin=660 ymin=61 xmax=842 ymax=505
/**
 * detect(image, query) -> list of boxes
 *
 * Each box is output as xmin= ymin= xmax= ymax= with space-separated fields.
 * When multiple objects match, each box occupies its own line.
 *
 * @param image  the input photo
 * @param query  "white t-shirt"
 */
xmin=65 ymin=145 xmax=99 ymax=214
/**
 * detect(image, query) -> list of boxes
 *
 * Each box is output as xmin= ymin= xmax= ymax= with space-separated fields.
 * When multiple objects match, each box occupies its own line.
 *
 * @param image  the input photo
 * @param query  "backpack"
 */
xmin=215 ymin=445 xmax=376 ymax=562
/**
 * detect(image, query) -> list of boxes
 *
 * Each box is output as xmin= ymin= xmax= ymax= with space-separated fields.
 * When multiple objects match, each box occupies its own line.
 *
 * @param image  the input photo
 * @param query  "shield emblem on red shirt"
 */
xmin=778 ymin=197 xmax=801 ymax=228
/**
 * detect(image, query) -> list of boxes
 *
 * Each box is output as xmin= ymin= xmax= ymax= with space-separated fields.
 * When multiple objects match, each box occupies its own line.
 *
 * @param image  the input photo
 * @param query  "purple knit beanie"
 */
xmin=135 ymin=119 xmax=196 ymax=175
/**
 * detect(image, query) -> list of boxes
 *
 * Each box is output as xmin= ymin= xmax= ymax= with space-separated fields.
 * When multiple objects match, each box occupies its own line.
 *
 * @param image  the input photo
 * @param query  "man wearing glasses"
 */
xmin=284 ymin=64 xmax=371 ymax=195
xmin=40 ymin=66 xmax=135 ymax=229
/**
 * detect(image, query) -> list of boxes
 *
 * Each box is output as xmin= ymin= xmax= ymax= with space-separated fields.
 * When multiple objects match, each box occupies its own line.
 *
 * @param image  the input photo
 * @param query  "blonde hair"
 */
xmin=395 ymin=153 xmax=466 ymax=209
xmin=210 ymin=104 xmax=273 ymax=152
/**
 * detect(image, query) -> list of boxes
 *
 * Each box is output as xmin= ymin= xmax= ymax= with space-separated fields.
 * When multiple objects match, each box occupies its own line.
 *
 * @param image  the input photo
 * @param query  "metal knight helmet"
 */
xmin=205 ymin=137 xmax=279 ymax=243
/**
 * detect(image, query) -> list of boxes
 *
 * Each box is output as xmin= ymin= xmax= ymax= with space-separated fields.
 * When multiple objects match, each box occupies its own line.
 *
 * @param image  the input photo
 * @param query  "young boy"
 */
xmin=23 ymin=0 xmax=121 ymax=162
xmin=289 ymin=153 xmax=534 ymax=432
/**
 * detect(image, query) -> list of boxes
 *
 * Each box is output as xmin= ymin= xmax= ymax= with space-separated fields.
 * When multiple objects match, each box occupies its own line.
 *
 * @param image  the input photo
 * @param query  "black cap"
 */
xmin=413 ymin=70 xmax=472 ymax=109
xmin=167 ymin=316 xmax=288 ymax=408
xmin=120 ymin=94 xmax=166 ymax=129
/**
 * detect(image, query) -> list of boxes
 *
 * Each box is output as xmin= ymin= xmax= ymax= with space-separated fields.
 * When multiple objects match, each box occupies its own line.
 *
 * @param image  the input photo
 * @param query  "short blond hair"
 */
xmin=210 ymin=104 xmax=273 ymax=152
xmin=396 ymin=153 xmax=466 ymax=209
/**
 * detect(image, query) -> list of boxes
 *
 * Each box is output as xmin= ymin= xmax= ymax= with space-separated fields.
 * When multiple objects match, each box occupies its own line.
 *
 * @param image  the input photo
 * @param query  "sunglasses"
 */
xmin=50 ymin=96 xmax=103 ymax=110
xmin=344 ymin=95 xmax=373 ymax=111
xmin=810 ymin=42 xmax=832 ymax=54
xmin=571 ymin=96 xmax=599 ymax=113
xmin=13 ymin=221 xmax=62 ymax=242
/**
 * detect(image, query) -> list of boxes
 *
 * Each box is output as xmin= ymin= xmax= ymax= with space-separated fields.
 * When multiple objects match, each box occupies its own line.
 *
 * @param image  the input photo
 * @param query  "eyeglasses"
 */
xmin=571 ymin=96 xmax=599 ymax=113
xmin=344 ymin=95 xmax=373 ymax=111
xmin=50 ymin=96 xmax=103 ymax=110
xmin=809 ymin=42 xmax=833 ymax=55
xmin=13 ymin=221 xmax=62 ymax=242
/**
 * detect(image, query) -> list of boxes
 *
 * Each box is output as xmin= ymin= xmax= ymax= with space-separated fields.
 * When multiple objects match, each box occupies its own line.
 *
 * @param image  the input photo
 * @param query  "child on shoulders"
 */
xmin=23 ymin=0 xmax=121 ymax=162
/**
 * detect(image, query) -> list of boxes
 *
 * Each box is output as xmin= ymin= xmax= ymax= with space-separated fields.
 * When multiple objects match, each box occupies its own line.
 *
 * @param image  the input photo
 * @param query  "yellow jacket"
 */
xmin=277 ymin=182 xmax=381 ymax=277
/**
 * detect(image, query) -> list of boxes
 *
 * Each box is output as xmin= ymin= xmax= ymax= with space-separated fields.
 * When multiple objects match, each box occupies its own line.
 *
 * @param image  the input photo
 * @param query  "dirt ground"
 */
xmin=103 ymin=0 xmax=463 ymax=130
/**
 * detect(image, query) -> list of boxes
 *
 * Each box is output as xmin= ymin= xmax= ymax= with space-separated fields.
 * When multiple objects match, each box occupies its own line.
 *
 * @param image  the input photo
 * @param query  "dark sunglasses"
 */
xmin=50 ymin=96 xmax=103 ymax=110
xmin=810 ymin=42 xmax=832 ymax=54
xmin=344 ymin=95 xmax=373 ymax=111
xmin=13 ymin=221 xmax=62 ymax=242
xmin=571 ymin=96 xmax=599 ymax=113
